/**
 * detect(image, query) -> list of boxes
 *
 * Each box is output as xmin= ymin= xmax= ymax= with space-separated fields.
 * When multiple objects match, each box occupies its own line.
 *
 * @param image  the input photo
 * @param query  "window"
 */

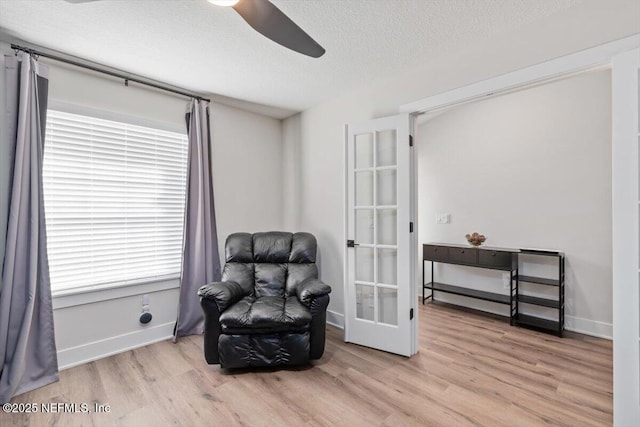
xmin=43 ymin=109 xmax=188 ymax=293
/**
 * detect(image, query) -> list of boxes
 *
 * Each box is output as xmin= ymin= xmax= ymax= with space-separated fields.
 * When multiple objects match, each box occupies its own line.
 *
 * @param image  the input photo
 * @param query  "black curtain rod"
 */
xmin=11 ymin=43 xmax=211 ymax=103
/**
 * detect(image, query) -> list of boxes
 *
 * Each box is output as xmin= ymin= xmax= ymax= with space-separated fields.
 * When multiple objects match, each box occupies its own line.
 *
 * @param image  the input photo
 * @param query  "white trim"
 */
xmin=612 ymin=48 xmax=640 ymax=425
xmin=342 ymin=124 xmax=350 ymax=341
xmin=57 ymin=321 xmax=175 ymax=370
xmin=48 ymin=99 xmax=186 ymax=134
xmin=409 ymin=115 xmax=418 ymax=356
xmin=327 ymin=310 xmax=345 ymax=329
xmin=400 ymin=35 xmax=640 ymax=114
xmin=53 ymin=277 xmax=180 ymax=309
xmin=565 ymin=316 xmax=612 ymax=340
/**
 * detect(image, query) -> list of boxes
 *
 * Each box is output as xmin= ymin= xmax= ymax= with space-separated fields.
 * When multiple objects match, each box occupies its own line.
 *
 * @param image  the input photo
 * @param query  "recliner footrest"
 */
xmin=218 ymin=332 xmax=310 ymax=369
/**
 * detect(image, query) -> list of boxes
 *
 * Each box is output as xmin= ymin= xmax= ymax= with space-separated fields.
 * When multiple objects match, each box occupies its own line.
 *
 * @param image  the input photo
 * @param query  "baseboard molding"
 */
xmin=326 ymin=310 xmax=344 ymax=329
xmin=565 ymin=315 xmax=612 ymax=340
xmin=57 ymin=321 xmax=175 ymax=370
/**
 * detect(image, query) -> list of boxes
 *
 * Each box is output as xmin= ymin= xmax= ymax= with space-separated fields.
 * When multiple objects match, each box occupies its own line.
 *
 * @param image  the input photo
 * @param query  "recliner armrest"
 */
xmin=198 ymin=281 xmax=246 ymax=312
xmin=297 ymin=278 xmax=331 ymax=306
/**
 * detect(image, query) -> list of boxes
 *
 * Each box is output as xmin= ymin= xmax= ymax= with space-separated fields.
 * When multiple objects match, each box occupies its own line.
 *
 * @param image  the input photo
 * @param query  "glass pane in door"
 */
xmin=378 ymin=287 xmax=398 ymax=325
xmin=355 ymin=247 xmax=374 ymax=283
xmin=377 ymin=169 xmax=397 ymax=206
xmin=356 ymin=209 xmax=374 ymax=244
xmin=376 ymin=130 xmax=397 ymax=167
xmin=377 ymin=208 xmax=397 ymax=245
xmin=355 ymin=171 xmax=373 ymax=206
xmin=355 ymin=133 xmax=373 ymax=169
xmin=356 ymin=284 xmax=375 ymax=321
xmin=377 ymin=248 xmax=397 ymax=286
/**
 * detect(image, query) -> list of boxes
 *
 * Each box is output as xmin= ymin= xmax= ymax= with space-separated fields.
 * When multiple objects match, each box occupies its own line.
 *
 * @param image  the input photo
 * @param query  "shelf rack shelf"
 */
xmin=517 ymin=294 xmax=560 ymax=309
xmin=518 ymin=275 xmax=560 ymax=286
xmin=514 ymin=250 xmax=565 ymax=337
xmin=513 ymin=314 xmax=560 ymax=331
xmin=425 ymin=282 xmax=511 ymax=305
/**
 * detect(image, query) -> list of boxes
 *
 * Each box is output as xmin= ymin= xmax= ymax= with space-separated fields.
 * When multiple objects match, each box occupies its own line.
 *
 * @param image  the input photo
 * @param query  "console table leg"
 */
xmin=430 ymin=261 xmax=435 ymax=302
xmin=422 ymin=260 xmax=433 ymax=303
xmin=422 ymin=260 xmax=425 ymax=304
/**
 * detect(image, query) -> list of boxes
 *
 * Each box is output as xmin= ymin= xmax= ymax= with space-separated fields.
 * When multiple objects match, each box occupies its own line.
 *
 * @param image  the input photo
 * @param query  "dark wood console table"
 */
xmin=423 ymin=243 xmax=564 ymax=336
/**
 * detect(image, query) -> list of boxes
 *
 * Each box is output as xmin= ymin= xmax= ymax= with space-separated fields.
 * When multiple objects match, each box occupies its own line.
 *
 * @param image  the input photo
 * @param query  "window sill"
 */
xmin=52 ymin=276 xmax=180 ymax=309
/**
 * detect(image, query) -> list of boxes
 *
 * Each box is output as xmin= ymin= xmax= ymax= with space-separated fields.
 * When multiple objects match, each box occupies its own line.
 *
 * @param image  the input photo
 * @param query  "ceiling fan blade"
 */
xmin=232 ymin=0 xmax=325 ymax=58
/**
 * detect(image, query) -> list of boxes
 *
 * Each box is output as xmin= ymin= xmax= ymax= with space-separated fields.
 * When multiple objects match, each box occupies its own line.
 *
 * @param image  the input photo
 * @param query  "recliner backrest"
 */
xmin=221 ymin=232 xmax=318 ymax=298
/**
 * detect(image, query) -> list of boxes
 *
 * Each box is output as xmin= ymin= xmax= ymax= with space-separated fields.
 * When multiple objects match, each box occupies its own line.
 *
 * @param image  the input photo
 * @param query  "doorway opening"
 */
xmin=414 ymin=67 xmax=613 ymax=338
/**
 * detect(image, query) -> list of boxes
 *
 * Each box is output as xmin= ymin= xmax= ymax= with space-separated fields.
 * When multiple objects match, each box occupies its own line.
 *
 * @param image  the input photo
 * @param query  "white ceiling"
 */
xmin=0 ymin=0 xmax=592 ymax=117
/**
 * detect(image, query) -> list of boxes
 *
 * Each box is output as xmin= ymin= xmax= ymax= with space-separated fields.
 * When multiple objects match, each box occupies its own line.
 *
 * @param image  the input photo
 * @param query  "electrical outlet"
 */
xmin=502 ymin=273 xmax=511 ymax=288
xmin=436 ymin=213 xmax=450 ymax=224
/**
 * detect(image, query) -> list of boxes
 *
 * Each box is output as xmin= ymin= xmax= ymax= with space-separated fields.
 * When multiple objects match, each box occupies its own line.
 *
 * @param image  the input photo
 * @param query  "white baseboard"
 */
xmin=57 ymin=321 xmax=175 ymax=370
xmin=565 ymin=315 xmax=612 ymax=340
xmin=327 ymin=310 xmax=344 ymax=329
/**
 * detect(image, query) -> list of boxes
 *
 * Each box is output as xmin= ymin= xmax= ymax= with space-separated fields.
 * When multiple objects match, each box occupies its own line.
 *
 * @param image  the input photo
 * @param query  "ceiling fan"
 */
xmin=64 ymin=0 xmax=326 ymax=58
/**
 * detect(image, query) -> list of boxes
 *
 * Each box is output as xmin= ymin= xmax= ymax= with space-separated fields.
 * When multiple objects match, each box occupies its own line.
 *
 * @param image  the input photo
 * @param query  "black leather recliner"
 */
xmin=198 ymin=232 xmax=332 ymax=369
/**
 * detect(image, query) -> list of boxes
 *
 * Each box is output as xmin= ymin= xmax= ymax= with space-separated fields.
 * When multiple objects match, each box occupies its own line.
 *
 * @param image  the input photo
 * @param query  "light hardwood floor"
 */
xmin=3 ymin=302 xmax=612 ymax=426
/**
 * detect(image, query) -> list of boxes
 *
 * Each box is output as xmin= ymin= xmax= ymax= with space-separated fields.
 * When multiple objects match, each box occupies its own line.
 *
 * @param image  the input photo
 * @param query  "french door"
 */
xmin=344 ymin=114 xmax=416 ymax=357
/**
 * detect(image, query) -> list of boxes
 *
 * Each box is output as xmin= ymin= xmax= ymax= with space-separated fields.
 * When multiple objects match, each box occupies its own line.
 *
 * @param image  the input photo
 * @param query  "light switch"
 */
xmin=436 ymin=213 xmax=450 ymax=224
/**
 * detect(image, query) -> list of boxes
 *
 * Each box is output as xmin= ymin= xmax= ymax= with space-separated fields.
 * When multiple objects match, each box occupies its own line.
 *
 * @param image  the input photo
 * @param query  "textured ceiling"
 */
xmin=0 ymin=0 xmax=585 ymax=117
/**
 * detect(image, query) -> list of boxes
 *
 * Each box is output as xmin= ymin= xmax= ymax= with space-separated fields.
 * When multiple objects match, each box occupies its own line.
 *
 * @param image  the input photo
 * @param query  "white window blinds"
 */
xmin=43 ymin=109 xmax=188 ymax=292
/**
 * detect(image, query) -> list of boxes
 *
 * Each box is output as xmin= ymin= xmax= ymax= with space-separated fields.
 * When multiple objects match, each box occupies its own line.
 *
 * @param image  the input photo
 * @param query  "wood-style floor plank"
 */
xmin=2 ymin=302 xmax=612 ymax=426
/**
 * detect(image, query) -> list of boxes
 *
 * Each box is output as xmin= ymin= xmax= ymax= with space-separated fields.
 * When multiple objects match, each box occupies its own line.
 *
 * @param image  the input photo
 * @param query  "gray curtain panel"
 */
xmin=0 ymin=53 xmax=58 ymax=403
xmin=174 ymin=99 xmax=221 ymax=339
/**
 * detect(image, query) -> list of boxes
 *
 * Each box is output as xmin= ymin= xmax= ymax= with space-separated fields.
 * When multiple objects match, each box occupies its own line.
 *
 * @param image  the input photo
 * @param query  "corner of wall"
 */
xmin=282 ymin=113 xmax=302 ymax=231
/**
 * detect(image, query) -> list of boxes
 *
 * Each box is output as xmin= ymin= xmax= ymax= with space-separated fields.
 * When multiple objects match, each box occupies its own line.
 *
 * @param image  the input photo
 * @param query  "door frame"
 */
xmin=611 ymin=47 xmax=640 ymax=425
xmin=399 ymin=35 xmax=639 ymax=115
xmin=343 ymin=34 xmax=639 ymax=360
xmin=393 ymin=34 xmax=638 ymax=424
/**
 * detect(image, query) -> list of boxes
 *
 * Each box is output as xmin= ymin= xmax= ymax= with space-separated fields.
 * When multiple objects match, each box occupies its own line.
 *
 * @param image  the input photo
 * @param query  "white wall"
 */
xmin=282 ymin=2 xmax=639 ymax=333
xmin=0 ymin=44 xmax=284 ymax=368
xmin=417 ymin=70 xmax=612 ymax=336
xmin=211 ymin=102 xmax=284 ymax=245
